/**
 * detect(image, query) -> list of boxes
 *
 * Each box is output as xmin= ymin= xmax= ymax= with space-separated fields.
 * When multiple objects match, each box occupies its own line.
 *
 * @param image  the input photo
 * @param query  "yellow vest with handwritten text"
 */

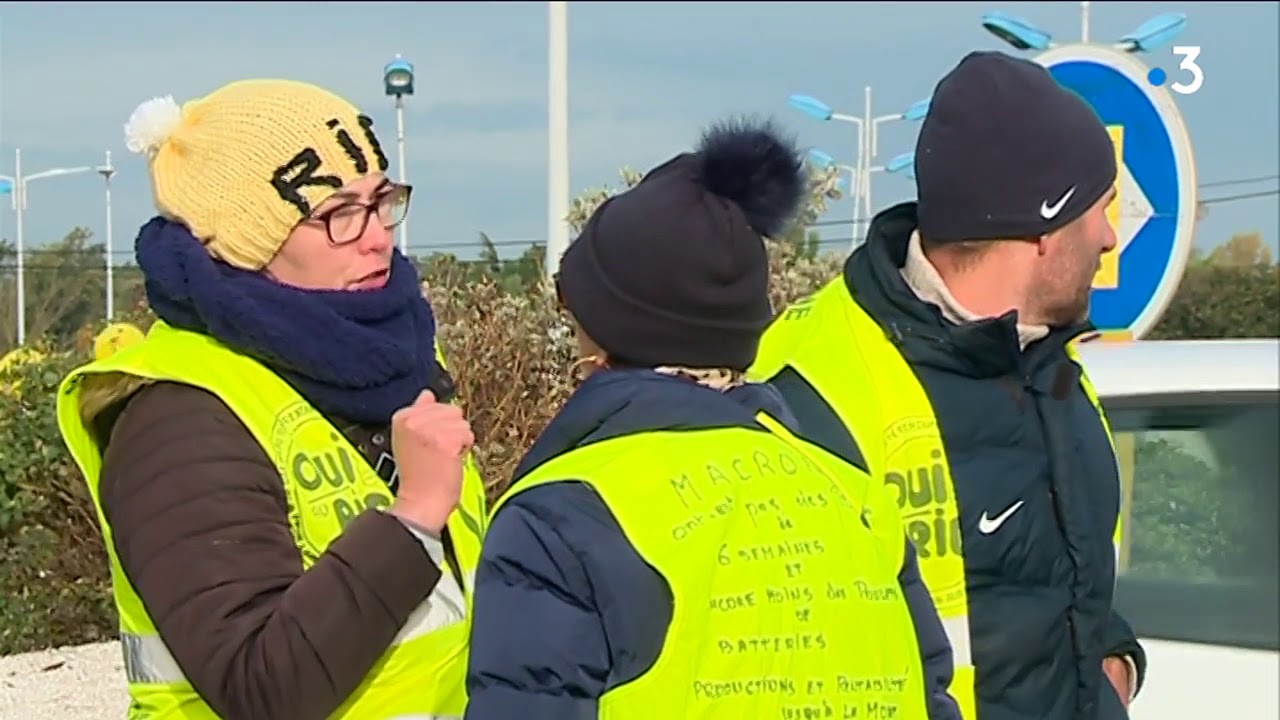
xmin=748 ymin=277 xmax=1120 ymax=720
xmin=490 ymin=414 xmax=929 ymax=719
xmin=56 ymin=319 xmax=488 ymax=719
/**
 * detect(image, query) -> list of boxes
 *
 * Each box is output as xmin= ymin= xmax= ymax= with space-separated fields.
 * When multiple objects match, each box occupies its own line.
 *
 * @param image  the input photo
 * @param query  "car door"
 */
xmin=1106 ymin=387 xmax=1279 ymax=719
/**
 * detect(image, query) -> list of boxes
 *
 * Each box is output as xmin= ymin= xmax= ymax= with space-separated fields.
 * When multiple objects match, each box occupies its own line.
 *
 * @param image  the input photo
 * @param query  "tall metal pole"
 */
xmin=101 ymin=150 xmax=116 ymax=320
xmin=861 ymin=85 xmax=874 ymax=229
xmin=846 ymin=85 xmax=876 ymax=252
xmin=1081 ymin=1 xmax=1091 ymax=43
xmin=395 ymin=95 xmax=408 ymax=255
xmin=848 ymin=167 xmax=860 ymax=252
xmin=14 ymin=148 xmax=25 ymax=346
xmin=848 ymin=123 xmax=864 ymax=254
xmin=545 ymin=0 xmax=571 ymax=285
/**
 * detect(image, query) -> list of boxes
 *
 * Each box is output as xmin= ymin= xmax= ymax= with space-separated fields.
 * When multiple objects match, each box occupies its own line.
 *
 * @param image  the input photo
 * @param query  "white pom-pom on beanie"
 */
xmin=124 ymin=96 xmax=183 ymax=158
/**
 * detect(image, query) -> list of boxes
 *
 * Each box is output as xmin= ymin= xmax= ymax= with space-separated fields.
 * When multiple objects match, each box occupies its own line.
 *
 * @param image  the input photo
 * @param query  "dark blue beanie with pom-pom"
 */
xmin=556 ymin=116 xmax=806 ymax=371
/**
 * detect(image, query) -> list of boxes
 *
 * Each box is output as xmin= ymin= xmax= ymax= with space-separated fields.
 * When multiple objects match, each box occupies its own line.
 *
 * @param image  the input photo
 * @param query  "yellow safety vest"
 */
xmin=491 ymin=413 xmax=930 ymax=719
xmin=56 ymin=320 xmax=489 ymax=720
xmin=748 ymin=278 xmax=1119 ymax=720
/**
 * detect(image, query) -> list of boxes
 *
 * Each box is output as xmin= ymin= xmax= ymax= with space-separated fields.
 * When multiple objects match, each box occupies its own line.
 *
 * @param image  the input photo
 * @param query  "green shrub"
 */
xmin=1126 ymin=437 xmax=1234 ymax=581
xmin=1149 ymin=261 xmax=1280 ymax=339
xmin=0 ymin=349 xmax=115 ymax=653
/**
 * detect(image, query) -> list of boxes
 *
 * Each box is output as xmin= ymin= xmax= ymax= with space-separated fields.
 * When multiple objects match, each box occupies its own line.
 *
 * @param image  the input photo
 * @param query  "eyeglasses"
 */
xmin=307 ymin=183 xmax=412 ymax=246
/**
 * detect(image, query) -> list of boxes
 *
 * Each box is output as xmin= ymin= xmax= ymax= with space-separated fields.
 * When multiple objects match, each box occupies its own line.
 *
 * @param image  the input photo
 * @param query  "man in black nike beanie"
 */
xmin=916 ymin=50 xmax=1117 ymax=242
xmin=555 ymin=117 xmax=806 ymax=372
xmin=913 ymin=50 xmax=1120 ymax=326
xmin=753 ymin=49 xmax=1144 ymax=720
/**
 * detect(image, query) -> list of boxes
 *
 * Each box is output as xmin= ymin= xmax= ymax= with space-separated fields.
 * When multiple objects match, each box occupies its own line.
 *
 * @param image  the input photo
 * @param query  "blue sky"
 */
xmin=0 ymin=1 xmax=1276 ymax=265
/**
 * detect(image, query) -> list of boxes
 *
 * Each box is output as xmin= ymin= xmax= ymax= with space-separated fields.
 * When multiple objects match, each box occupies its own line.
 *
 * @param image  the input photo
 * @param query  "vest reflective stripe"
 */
xmin=492 ymin=416 xmax=930 ymax=718
xmin=56 ymin=320 xmax=487 ymax=720
xmin=1066 ymin=342 xmax=1123 ymax=557
xmin=121 ymin=582 xmax=467 ymax=685
xmin=750 ymin=279 xmax=1121 ymax=720
xmin=941 ymin=615 xmax=973 ymax=668
xmin=123 ymin=633 xmax=185 ymax=685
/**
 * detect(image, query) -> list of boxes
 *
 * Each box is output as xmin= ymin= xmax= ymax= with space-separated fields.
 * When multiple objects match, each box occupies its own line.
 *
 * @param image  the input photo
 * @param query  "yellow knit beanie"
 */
xmin=124 ymin=79 xmax=391 ymax=270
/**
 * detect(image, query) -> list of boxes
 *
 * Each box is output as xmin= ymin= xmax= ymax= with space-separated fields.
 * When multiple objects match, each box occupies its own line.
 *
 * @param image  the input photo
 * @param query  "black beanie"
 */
xmin=556 ymin=117 xmax=806 ymax=371
xmin=915 ymin=50 xmax=1117 ymax=243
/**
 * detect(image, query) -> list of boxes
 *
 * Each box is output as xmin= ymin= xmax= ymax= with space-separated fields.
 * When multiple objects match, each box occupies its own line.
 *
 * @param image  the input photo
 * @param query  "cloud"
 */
xmin=0 ymin=0 xmax=715 ymax=249
xmin=0 ymin=3 xmax=548 ymax=154
xmin=0 ymin=0 xmax=872 ymax=253
xmin=396 ymin=105 xmax=708 ymax=247
xmin=4 ymin=1 xmax=1275 ymax=259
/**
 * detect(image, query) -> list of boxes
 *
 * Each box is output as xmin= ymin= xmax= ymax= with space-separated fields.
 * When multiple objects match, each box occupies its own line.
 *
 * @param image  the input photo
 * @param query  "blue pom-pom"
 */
xmin=697 ymin=116 xmax=806 ymax=238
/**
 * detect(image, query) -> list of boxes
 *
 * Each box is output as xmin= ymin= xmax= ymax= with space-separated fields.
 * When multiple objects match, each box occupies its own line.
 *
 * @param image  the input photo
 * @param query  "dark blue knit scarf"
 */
xmin=135 ymin=216 xmax=439 ymax=426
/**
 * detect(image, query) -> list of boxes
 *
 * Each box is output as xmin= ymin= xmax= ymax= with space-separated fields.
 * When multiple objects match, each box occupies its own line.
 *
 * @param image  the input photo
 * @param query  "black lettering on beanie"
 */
xmin=270 ymin=148 xmax=343 ymax=216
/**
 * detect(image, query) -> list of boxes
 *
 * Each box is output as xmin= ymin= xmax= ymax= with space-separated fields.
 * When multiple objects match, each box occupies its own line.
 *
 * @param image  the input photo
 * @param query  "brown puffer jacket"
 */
xmin=91 ymin=379 xmax=452 ymax=720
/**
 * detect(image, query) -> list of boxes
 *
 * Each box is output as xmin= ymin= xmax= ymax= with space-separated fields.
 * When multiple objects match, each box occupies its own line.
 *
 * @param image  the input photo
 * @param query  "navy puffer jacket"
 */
xmin=770 ymin=202 xmax=1145 ymax=720
xmin=463 ymin=369 xmax=961 ymax=720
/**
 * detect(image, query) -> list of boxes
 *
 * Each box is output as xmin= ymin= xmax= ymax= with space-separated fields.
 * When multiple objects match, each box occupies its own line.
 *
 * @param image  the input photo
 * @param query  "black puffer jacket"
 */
xmin=464 ymin=368 xmax=961 ymax=719
xmin=782 ymin=202 xmax=1145 ymax=720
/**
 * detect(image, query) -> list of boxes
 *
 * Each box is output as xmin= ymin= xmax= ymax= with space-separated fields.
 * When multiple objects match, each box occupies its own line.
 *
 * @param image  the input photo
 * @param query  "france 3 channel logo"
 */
xmin=1146 ymin=46 xmax=1204 ymax=95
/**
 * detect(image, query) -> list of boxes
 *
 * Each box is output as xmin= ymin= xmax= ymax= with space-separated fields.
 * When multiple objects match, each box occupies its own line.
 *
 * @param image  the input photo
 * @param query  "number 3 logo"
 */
xmin=1170 ymin=46 xmax=1204 ymax=95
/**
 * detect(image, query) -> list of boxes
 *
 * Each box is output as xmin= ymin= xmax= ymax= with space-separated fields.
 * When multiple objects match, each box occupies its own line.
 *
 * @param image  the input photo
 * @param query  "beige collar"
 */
xmin=899 ymin=231 xmax=1049 ymax=350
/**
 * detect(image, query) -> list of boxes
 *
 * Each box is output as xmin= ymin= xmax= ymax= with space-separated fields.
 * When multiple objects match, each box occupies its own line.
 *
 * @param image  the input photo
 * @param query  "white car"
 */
xmin=1076 ymin=338 xmax=1280 ymax=719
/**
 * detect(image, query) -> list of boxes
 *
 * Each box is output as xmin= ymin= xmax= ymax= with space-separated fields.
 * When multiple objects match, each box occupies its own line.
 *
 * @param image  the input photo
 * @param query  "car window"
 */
xmin=1108 ymin=392 xmax=1279 ymax=651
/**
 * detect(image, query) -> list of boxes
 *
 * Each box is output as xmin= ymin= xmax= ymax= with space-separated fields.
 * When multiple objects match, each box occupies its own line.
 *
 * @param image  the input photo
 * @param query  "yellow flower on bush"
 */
xmin=0 ymin=346 xmax=48 ymax=398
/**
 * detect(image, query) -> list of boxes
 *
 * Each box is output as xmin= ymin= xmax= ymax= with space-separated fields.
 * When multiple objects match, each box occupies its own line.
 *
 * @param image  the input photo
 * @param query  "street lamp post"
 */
xmin=97 ymin=150 xmax=117 ymax=321
xmin=884 ymin=151 xmax=917 ymax=180
xmin=807 ymin=149 xmax=860 ymax=240
xmin=788 ymin=91 xmax=930 ymax=250
xmin=383 ymin=55 xmax=415 ymax=255
xmin=546 ymin=0 xmax=571 ymax=287
xmin=979 ymin=2 xmax=1193 ymax=225
xmin=809 ymin=148 xmax=916 ymax=247
xmin=2 ymin=148 xmax=97 ymax=345
xmin=981 ymin=2 xmax=1188 ymax=53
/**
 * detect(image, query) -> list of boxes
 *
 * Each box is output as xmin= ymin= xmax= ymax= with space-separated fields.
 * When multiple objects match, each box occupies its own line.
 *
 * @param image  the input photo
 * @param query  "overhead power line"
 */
xmin=1199 ymin=174 xmax=1279 ymax=189
xmin=1200 ymin=188 xmax=1280 ymax=203
xmin=3 ymin=175 xmax=1277 ymax=269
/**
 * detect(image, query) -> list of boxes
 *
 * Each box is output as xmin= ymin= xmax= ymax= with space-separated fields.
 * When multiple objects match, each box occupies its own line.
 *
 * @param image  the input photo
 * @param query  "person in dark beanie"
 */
xmin=752 ymin=50 xmax=1145 ymax=720
xmin=464 ymin=118 xmax=961 ymax=720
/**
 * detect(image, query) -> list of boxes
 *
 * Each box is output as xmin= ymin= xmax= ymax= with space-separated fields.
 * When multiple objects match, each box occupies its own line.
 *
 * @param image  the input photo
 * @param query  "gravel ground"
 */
xmin=0 ymin=641 xmax=128 ymax=719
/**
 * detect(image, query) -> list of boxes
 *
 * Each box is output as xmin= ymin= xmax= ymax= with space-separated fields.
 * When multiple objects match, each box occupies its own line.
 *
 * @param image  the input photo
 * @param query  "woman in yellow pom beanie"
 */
xmin=54 ymin=79 xmax=488 ymax=719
